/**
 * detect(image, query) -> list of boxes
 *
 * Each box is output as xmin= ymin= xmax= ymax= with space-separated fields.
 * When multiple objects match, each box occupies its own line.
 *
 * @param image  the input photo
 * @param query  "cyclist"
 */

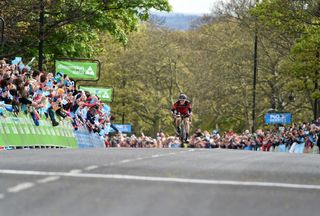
xmin=171 ymin=93 xmax=192 ymax=143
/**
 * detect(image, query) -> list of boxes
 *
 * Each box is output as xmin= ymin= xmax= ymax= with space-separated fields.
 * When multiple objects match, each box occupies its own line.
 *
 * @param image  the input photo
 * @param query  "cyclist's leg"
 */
xmin=179 ymin=122 xmax=185 ymax=147
xmin=175 ymin=117 xmax=181 ymax=136
xmin=184 ymin=117 xmax=190 ymax=141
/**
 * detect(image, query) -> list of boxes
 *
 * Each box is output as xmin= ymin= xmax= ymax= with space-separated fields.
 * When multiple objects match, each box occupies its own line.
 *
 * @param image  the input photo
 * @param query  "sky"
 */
xmin=168 ymin=0 xmax=219 ymax=14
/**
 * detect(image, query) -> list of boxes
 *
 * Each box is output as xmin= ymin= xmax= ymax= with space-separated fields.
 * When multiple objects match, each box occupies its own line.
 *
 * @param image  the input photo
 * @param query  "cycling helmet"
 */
xmin=178 ymin=93 xmax=187 ymax=100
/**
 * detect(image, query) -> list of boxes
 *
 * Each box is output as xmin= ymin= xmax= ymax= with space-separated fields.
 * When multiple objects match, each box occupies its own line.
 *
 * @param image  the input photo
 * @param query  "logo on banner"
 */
xmin=85 ymin=66 xmax=94 ymax=75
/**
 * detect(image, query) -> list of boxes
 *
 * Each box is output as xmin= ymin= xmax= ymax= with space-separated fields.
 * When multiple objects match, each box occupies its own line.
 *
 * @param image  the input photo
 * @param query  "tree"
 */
xmin=98 ymin=23 xmax=192 ymax=135
xmin=0 ymin=0 xmax=171 ymax=63
xmin=251 ymin=0 xmax=320 ymax=119
xmin=184 ymin=17 xmax=255 ymax=131
xmin=213 ymin=0 xmax=319 ymax=126
xmin=92 ymin=0 xmax=319 ymax=135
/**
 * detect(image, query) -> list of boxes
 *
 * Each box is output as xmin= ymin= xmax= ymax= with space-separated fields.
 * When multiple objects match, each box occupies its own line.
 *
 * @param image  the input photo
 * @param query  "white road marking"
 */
xmin=104 ymin=160 xmax=133 ymax=166
xmin=103 ymin=152 xmax=183 ymax=166
xmin=1 ymin=169 xmax=320 ymax=190
xmin=188 ymin=149 xmax=195 ymax=152
xmin=8 ymin=182 xmax=35 ymax=193
xmin=37 ymin=176 xmax=60 ymax=184
xmin=104 ymin=162 xmax=115 ymax=166
xmin=69 ymin=169 xmax=82 ymax=174
xmin=0 ymin=194 xmax=4 ymax=199
xmin=84 ymin=165 xmax=99 ymax=171
xmin=119 ymin=159 xmax=132 ymax=164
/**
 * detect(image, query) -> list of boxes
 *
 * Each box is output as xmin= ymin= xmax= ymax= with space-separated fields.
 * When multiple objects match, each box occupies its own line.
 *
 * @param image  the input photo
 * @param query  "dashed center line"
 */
xmin=0 ymin=151 xmax=196 ymax=198
xmin=2 ymin=151 xmax=192 ymax=192
xmin=84 ymin=165 xmax=99 ymax=171
xmin=69 ymin=169 xmax=82 ymax=174
xmin=37 ymin=176 xmax=60 ymax=184
xmin=1 ymin=169 xmax=320 ymax=190
xmin=8 ymin=182 xmax=35 ymax=193
xmin=119 ymin=159 xmax=132 ymax=164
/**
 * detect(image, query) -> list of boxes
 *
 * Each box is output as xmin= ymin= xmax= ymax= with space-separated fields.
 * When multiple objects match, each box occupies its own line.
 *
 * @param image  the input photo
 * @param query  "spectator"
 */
xmin=1 ymin=58 xmax=319 ymax=153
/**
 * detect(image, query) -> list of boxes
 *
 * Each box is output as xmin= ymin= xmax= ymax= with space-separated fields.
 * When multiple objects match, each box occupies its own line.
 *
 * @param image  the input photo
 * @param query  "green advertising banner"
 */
xmin=79 ymin=86 xmax=113 ymax=102
xmin=0 ymin=116 xmax=77 ymax=148
xmin=55 ymin=60 xmax=99 ymax=80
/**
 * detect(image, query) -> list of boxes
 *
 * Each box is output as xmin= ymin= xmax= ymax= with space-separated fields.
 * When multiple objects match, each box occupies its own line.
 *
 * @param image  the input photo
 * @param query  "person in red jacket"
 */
xmin=171 ymin=93 xmax=192 ymax=143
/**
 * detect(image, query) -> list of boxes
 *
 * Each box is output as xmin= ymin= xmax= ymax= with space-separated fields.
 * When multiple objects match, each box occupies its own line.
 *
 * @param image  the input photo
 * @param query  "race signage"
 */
xmin=0 ymin=116 xmax=77 ymax=148
xmin=79 ymin=86 xmax=113 ymax=102
xmin=110 ymin=124 xmax=132 ymax=133
xmin=55 ymin=60 xmax=99 ymax=80
xmin=265 ymin=113 xmax=291 ymax=125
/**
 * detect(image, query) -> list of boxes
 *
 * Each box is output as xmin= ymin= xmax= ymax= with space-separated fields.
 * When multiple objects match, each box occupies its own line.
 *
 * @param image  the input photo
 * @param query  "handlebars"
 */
xmin=173 ymin=112 xmax=191 ymax=119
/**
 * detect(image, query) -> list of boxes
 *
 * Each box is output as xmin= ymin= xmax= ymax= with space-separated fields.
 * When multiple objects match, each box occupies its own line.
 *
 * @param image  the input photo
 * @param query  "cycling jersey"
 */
xmin=171 ymin=100 xmax=192 ymax=116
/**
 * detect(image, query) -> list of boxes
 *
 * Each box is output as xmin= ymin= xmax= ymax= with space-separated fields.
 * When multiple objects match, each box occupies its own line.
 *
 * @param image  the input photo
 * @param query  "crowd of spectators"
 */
xmin=105 ymin=121 xmax=320 ymax=154
xmin=0 ymin=58 xmax=117 ymax=141
xmin=1 ymin=58 xmax=320 ymax=154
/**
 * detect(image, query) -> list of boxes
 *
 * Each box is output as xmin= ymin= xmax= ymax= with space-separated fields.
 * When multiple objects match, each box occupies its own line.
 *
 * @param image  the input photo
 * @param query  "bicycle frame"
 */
xmin=176 ymin=115 xmax=187 ymax=144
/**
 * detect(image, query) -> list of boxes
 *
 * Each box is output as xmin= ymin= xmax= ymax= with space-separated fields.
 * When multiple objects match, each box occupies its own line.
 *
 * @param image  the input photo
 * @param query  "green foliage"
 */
xmin=250 ymin=0 xmax=320 ymax=121
xmin=98 ymin=26 xmax=191 ymax=135
xmin=251 ymin=0 xmax=319 ymax=33
xmin=0 ymin=0 xmax=171 ymax=64
xmin=312 ymin=90 xmax=320 ymax=100
xmin=96 ymin=0 xmax=320 ymax=136
xmin=3 ymin=0 xmax=319 ymax=135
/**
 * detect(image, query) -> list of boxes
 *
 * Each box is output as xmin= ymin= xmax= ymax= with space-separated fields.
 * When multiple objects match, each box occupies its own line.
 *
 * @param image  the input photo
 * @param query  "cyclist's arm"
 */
xmin=188 ymin=103 xmax=192 ymax=116
xmin=171 ymin=103 xmax=178 ymax=116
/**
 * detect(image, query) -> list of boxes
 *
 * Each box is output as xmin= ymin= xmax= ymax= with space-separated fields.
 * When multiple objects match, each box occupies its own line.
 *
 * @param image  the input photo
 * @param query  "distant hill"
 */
xmin=150 ymin=12 xmax=201 ymax=31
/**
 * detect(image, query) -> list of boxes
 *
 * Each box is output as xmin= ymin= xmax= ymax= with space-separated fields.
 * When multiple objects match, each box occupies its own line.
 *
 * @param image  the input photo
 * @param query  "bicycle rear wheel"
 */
xmin=179 ymin=123 xmax=186 ymax=144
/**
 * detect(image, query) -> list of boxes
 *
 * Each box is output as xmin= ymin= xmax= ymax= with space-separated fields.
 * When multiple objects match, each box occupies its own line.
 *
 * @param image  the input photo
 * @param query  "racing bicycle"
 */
xmin=175 ymin=113 xmax=189 ymax=148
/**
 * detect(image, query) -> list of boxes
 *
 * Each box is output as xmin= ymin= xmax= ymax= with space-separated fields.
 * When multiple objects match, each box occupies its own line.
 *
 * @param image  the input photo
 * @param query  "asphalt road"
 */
xmin=0 ymin=148 xmax=319 ymax=216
